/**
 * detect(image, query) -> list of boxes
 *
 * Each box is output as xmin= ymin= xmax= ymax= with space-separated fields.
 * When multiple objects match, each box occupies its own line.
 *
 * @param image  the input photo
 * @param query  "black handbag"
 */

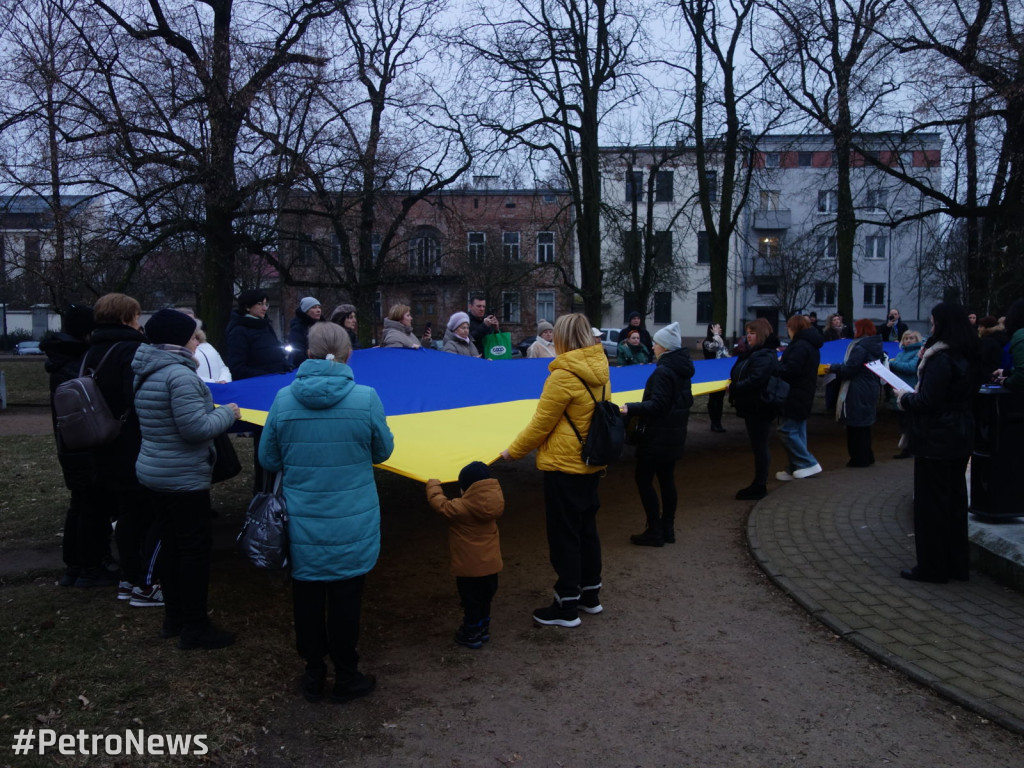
xmin=212 ymin=432 xmax=242 ymax=484
xmin=237 ymin=473 xmax=289 ymax=570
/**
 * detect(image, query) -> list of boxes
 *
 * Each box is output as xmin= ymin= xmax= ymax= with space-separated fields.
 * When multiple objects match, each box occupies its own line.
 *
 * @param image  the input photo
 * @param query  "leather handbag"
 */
xmin=211 ymin=432 xmax=242 ymax=484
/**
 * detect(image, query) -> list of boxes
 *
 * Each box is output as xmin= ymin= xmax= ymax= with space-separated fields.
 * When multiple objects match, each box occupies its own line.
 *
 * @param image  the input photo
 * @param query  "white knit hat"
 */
xmin=652 ymin=322 xmax=682 ymax=351
xmin=447 ymin=311 xmax=470 ymax=332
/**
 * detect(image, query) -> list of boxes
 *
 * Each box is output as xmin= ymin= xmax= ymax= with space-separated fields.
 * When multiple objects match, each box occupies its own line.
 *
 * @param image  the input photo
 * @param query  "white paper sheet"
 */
xmin=866 ymin=359 xmax=913 ymax=391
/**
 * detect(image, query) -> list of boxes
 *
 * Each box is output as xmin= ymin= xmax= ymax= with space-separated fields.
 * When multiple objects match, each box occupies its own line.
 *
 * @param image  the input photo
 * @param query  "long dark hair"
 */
xmin=1004 ymin=298 xmax=1024 ymax=338
xmin=926 ymin=302 xmax=978 ymax=357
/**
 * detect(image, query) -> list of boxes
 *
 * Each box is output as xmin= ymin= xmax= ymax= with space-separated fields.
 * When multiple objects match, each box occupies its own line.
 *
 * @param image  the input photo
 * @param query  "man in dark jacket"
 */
xmin=621 ymin=322 xmax=694 ymax=546
xmin=879 ymin=308 xmax=909 ymax=342
xmin=41 ymin=304 xmax=115 ymax=588
xmin=225 ymin=289 xmax=292 ymax=380
xmin=619 ymin=311 xmax=654 ymax=357
xmin=468 ymin=296 xmax=500 ymax=355
xmin=776 ymin=316 xmax=824 ymax=480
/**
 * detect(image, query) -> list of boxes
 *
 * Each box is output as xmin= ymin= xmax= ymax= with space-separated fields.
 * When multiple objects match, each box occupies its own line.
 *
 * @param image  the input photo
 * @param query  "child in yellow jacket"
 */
xmin=425 ymin=462 xmax=504 ymax=648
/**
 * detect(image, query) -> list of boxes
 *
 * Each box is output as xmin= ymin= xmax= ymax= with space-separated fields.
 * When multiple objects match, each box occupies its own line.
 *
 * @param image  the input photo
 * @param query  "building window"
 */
xmin=536 ymin=231 xmax=555 ymax=263
xmin=814 ymin=282 xmax=836 ymax=305
xmin=468 ymin=231 xmax=486 ymax=262
xmin=864 ymin=235 xmax=886 ymax=260
xmin=654 ymin=292 xmax=672 ymax=324
xmin=696 ymin=291 xmax=713 ymax=325
xmin=818 ymin=190 xmax=838 ymax=213
xmin=536 ymin=290 xmax=555 ymax=324
xmin=757 ymin=283 xmax=778 ymax=295
xmin=502 ymin=231 xmax=520 ymax=261
xmin=623 ymin=230 xmax=642 ymax=269
xmin=371 ymin=232 xmax=381 ymax=265
xmin=864 ymin=283 xmax=885 ymax=306
xmin=296 ymin=236 xmax=317 ymax=266
xmin=501 ymin=291 xmax=520 ymax=324
xmin=409 ymin=231 xmax=442 ymax=274
xmin=330 ymin=233 xmax=343 ymax=265
xmin=764 ymin=152 xmax=780 ymax=168
xmin=798 ymin=152 xmax=813 ymax=167
xmin=625 ymin=170 xmax=644 ymax=202
xmin=758 ymin=235 xmax=781 ymax=259
xmin=704 ymin=170 xmax=718 ymax=202
xmin=865 ymin=188 xmax=887 ymax=212
xmin=697 ymin=231 xmax=710 ymax=264
xmin=543 ymin=193 xmax=556 ymax=203
xmin=505 ymin=202 xmax=516 ymax=208
xmin=652 ymin=230 xmax=672 ymax=265
xmin=759 ymin=189 xmax=781 ymax=210
xmin=820 ymin=235 xmax=838 ymax=260
xmin=655 ymin=170 xmax=674 ymax=202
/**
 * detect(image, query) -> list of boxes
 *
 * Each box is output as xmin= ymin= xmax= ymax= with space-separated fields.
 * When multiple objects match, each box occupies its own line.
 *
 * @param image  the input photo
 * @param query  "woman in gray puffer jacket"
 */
xmin=133 ymin=309 xmax=240 ymax=651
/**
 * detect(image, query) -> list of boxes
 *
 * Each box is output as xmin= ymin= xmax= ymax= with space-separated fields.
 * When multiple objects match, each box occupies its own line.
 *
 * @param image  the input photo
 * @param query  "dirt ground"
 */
xmin=3 ymin=405 xmax=1021 ymax=766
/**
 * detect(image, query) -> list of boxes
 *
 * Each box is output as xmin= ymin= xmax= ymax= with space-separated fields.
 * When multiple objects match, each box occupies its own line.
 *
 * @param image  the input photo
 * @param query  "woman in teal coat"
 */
xmin=260 ymin=323 xmax=394 ymax=704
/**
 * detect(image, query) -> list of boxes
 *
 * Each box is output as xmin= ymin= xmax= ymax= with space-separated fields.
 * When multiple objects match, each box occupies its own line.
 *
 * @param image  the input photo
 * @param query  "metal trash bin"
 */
xmin=970 ymin=387 xmax=1024 ymax=521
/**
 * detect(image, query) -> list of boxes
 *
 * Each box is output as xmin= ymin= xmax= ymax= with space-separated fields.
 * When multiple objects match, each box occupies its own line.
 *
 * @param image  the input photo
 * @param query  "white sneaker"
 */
xmin=775 ymin=471 xmax=795 ymax=481
xmin=116 ymin=581 xmax=134 ymax=600
xmin=129 ymin=585 xmax=164 ymax=607
xmin=793 ymin=463 xmax=823 ymax=479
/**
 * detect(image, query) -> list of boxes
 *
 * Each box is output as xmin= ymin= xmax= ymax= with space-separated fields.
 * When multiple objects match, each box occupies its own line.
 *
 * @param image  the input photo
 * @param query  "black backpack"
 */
xmin=564 ymin=372 xmax=625 ymax=466
xmin=53 ymin=344 xmax=127 ymax=451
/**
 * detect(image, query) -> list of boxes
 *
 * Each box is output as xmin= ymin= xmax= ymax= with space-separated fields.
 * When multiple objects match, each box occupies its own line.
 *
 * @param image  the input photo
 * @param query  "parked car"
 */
xmin=515 ymin=335 xmax=537 ymax=358
xmin=597 ymin=328 xmax=620 ymax=359
xmin=15 ymin=341 xmax=43 ymax=355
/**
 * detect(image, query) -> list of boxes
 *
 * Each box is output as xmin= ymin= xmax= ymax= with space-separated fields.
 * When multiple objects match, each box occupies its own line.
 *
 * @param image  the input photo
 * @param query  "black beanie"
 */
xmin=62 ymin=303 xmax=95 ymax=341
xmin=145 ymin=309 xmax=197 ymax=346
xmin=237 ymin=289 xmax=268 ymax=313
xmin=458 ymin=461 xmax=492 ymax=492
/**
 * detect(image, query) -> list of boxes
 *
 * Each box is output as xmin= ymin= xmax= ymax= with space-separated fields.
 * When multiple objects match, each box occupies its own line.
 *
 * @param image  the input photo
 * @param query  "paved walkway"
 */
xmin=748 ymin=459 xmax=1024 ymax=735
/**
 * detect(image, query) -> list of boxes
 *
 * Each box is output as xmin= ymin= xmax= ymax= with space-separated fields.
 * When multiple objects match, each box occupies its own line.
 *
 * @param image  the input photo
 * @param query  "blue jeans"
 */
xmin=778 ymin=418 xmax=818 ymax=471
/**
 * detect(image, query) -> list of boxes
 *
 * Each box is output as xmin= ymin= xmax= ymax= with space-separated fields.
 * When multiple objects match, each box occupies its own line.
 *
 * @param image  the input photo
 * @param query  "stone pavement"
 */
xmin=748 ymin=459 xmax=1024 ymax=735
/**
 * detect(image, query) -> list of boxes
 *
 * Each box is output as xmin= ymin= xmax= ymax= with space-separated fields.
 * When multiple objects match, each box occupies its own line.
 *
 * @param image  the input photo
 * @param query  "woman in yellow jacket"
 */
xmin=501 ymin=313 xmax=610 ymax=627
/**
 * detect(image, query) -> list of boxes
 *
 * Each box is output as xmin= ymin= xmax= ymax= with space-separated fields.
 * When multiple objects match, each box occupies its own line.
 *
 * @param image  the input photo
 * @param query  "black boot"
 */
xmin=735 ymin=484 xmax=767 ymax=500
xmin=630 ymin=528 xmax=664 ymax=547
xmin=661 ymin=518 xmax=676 ymax=544
xmin=533 ymin=593 xmax=580 ymax=627
xmin=454 ymin=621 xmax=485 ymax=649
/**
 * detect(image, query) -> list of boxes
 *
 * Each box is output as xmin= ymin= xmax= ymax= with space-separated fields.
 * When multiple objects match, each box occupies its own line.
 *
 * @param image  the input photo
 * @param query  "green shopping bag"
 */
xmin=483 ymin=331 xmax=513 ymax=360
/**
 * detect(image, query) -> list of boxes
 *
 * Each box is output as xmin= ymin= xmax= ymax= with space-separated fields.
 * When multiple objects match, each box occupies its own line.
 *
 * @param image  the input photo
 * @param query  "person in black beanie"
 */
xmin=425 ymin=462 xmax=505 ymax=649
xmin=41 ymin=304 xmax=117 ymax=588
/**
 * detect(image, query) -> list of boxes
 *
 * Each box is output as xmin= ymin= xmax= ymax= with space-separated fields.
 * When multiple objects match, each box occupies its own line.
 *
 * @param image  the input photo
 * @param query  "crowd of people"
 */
xmin=37 ymin=289 xmax=1023 ymax=704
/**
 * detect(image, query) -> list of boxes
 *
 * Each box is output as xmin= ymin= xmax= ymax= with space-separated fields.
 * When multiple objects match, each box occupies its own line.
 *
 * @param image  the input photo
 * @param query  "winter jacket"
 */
xmin=878 ymin=319 xmax=909 ymax=343
xmin=259 ymin=358 xmax=395 ymax=581
xmin=82 ymin=324 xmax=149 ymax=486
xmin=425 ymin=478 xmax=504 ymax=577
xmin=977 ymin=325 xmax=1007 ymax=378
xmin=889 ymin=341 xmax=925 ymax=389
xmin=728 ymin=342 xmax=780 ymax=420
xmin=899 ymin=342 xmax=977 ymax=459
xmin=834 ymin=334 xmax=883 ymax=427
xmin=40 ymin=333 xmax=92 ymax=485
xmin=527 ymin=338 xmax=556 ymax=358
xmin=1004 ymin=328 xmax=1024 ymax=393
xmin=469 ymin=314 xmax=497 ymax=355
xmin=619 ymin=324 xmax=654 ymax=356
xmin=617 ymin=341 xmax=652 ymax=366
xmin=132 ymin=344 xmax=236 ymax=492
xmin=225 ymin=312 xmax=291 ymax=380
xmin=381 ymin=318 xmax=420 ymax=349
xmin=506 ymin=342 xmax=610 ymax=474
xmin=442 ymin=329 xmax=478 ymax=357
xmin=701 ymin=335 xmax=728 ymax=360
xmin=194 ymin=342 xmax=232 ymax=383
xmin=287 ymin=308 xmax=320 ymax=368
xmin=625 ymin=348 xmax=694 ymax=461
xmin=778 ymin=328 xmax=823 ymax=421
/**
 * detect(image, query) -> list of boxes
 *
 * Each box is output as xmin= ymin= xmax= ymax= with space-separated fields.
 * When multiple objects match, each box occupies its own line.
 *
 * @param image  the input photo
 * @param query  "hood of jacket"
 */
xmin=548 ymin=342 xmax=610 ymax=388
xmin=290 ymin=358 xmax=356 ymax=410
xmin=292 ymin=307 xmax=317 ymax=328
xmin=383 ymin=317 xmax=415 ymax=337
xmin=132 ymin=342 xmax=198 ymax=379
xmin=41 ymin=333 xmax=89 ymax=374
xmin=657 ymin=347 xmax=695 ymax=380
xmin=898 ymin=340 xmax=925 ymax=356
xmin=792 ymin=327 xmax=824 ymax=350
xmin=853 ymin=332 xmax=884 ymax=358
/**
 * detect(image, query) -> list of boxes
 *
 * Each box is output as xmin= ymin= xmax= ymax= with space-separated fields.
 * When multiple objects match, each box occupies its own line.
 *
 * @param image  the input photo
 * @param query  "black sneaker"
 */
xmin=331 ymin=672 xmax=376 ymax=704
xmin=454 ymin=623 xmax=485 ymax=649
xmin=178 ymin=624 xmax=236 ymax=651
xmin=480 ymin=617 xmax=491 ymax=643
xmin=579 ymin=585 xmax=602 ymax=615
xmin=73 ymin=566 xmax=120 ymax=589
xmin=301 ymin=668 xmax=327 ymax=703
xmin=59 ymin=568 xmax=81 ymax=587
xmin=735 ymin=484 xmax=767 ymax=500
xmin=533 ymin=596 xmax=580 ymax=627
xmin=630 ymin=529 xmax=664 ymax=547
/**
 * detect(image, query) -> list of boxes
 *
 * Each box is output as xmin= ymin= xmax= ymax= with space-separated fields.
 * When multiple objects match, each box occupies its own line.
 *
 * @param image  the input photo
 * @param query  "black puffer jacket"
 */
xmin=779 ymin=327 xmax=823 ymax=421
xmin=625 ymin=348 xmax=695 ymax=461
xmin=287 ymin=308 xmax=320 ymax=368
xmin=728 ymin=339 xmax=781 ymax=420
xmin=40 ymin=333 xmax=92 ymax=486
xmin=225 ymin=312 xmax=292 ymax=380
xmin=900 ymin=343 xmax=978 ymax=460
xmin=834 ymin=334 xmax=883 ymax=426
xmin=81 ymin=324 xmax=149 ymax=486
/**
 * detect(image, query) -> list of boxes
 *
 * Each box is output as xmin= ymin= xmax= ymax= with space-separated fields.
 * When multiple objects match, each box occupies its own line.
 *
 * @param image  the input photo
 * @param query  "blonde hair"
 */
xmin=307 ymin=322 xmax=352 ymax=362
xmin=553 ymin=313 xmax=594 ymax=355
xmin=900 ymin=329 xmax=922 ymax=346
xmin=387 ymin=304 xmax=410 ymax=322
xmin=94 ymin=293 xmax=141 ymax=325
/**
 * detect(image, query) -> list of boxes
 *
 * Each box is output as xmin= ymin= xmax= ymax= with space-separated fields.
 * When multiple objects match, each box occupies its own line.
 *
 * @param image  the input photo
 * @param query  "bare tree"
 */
xmin=748 ymin=228 xmax=839 ymax=318
xmin=456 ymin=0 xmax=648 ymax=324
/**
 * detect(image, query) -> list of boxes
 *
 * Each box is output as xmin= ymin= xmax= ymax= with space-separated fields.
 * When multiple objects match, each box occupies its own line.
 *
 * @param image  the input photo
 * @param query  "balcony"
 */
xmin=752 ymin=209 xmax=791 ymax=230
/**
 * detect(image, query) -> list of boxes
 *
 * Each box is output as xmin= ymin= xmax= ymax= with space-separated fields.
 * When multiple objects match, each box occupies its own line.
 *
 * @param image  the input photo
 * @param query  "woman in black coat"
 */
xmin=896 ymin=303 xmax=980 ymax=583
xmin=776 ymin=315 xmax=824 ymax=480
xmin=828 ymin=319 xmax=883 ymax=467
xmin=621 ymin=322 xmax=694 ymax=546
xmin=728 ymin=318 xmax=780 ymax=500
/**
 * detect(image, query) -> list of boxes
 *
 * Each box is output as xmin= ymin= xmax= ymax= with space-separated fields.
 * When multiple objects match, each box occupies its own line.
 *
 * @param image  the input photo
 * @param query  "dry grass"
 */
xmin=1 ymin=357 xmax=50 ymax=406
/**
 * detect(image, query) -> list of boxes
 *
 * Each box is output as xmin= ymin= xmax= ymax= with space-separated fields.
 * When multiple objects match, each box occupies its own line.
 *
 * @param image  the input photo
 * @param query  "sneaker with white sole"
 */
xmin=129 ymin=585 xmax=164 ymax=607
xmin=533 ymin=594 xmax=581 ymax=627
xmin=116 ymin=581 xmax=134 ymax=600
xmin=793 ymin=463 xmax=823 ymax=479
xmin=775 ymin=470 xmax=795 ymax=482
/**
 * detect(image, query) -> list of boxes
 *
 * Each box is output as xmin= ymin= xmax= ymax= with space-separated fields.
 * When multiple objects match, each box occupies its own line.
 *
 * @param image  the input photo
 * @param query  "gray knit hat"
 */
xmin=652 ymin=322 xmax=682 ymax=351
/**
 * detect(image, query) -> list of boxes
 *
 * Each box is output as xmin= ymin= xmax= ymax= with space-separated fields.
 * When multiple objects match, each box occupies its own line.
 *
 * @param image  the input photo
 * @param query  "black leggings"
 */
xmin=634 ymin=459 xmax=677 ymax=530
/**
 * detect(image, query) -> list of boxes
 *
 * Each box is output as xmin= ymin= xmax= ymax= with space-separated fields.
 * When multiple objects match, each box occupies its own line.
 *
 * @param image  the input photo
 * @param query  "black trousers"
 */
xmin=707 ymin=390 xmax=725 ymax=427
xmin=543 ymin=471 xmax=602 ymax=599
xmin=846 ymin=425 xmax=875 ymax=466
xmin=62 ymin=482 xmax=110 ymax=570
xmin=152 ymin=489 xmax=212 ymax=630
xmin=634 ymin=459 xmax=677 ymax=531
xmin=744 ymin=416 xmax=774 ymax=486
xmin=913 ymin=456 xmax=970 ymax=580
xmin=456 ymin=574 xmax=499 ymax=624
xmin=292 ymin=575 xmax=366 ymax=681
xmin=109 ymin=482 xmax=156 ymax=585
